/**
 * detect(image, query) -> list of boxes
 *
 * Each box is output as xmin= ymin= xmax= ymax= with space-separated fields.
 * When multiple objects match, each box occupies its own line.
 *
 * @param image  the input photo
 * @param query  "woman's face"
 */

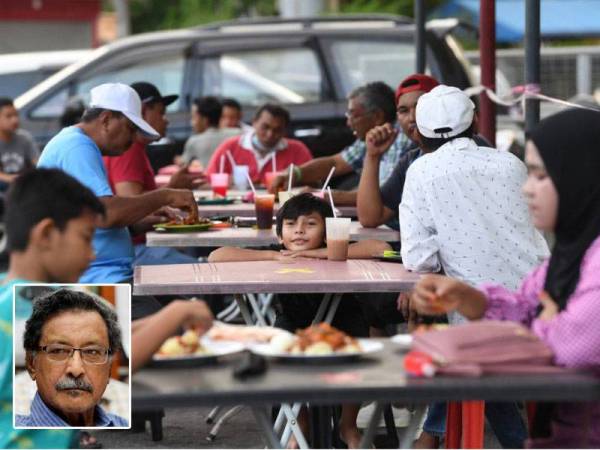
xmin=522 ymin=140 xmax=559 ymax=231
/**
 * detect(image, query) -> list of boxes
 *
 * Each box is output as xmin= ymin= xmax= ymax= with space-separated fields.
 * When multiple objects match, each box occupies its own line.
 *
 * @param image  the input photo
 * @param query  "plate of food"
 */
xmin=197 ymin=197 xmax=236 ymax=205
xmin=151 ymin=329 xmax=245 ymax=367
xmin=153 ymin=216 xmax=213 ymax=232
xmin=248 ymin=323 xmax=383 ymax=363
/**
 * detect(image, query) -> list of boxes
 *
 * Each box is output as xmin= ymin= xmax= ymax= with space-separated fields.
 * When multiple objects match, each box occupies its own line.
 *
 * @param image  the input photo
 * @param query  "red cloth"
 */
xmin=205 ymin=134 xmax=312 ymax=184
xmin=103 ymin=140 xmax=157 ymax=244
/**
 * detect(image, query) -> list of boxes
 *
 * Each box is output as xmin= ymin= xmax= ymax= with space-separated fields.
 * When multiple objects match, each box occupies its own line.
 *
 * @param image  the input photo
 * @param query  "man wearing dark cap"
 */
xmin=103 ymin=82 xmax=202 ymax=265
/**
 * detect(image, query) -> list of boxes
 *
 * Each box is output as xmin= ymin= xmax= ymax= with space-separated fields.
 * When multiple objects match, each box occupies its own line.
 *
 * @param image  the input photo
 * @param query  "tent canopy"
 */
xmin=432 ymin=0 xmax=600 ymax=43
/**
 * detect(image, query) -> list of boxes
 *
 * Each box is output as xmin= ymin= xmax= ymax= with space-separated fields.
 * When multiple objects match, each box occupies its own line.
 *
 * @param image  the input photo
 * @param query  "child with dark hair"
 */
xmin=1 ymin=168 xmax=105 ymax=448
xmin=209 ymin=192 xmax=390 ymax=447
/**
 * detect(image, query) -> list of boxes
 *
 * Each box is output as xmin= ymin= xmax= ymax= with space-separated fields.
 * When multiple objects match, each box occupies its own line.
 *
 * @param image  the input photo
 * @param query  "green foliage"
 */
xmin=338 ymin=0 xmax=444 ymax=17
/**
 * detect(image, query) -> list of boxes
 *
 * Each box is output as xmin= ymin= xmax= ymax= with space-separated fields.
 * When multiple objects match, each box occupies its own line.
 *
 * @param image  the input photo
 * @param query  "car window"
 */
xmin=75 ymin=53 xmax=185 ymax=111
xmin=29 ymin=86 xmax=70 ymax=118
xmin=328 ymin=40 xmax=417 ymax=96
xmin=202 ymin=48 xmax=323 ymax=105
xmin=0 ymin=71 xmax=48 ymax=99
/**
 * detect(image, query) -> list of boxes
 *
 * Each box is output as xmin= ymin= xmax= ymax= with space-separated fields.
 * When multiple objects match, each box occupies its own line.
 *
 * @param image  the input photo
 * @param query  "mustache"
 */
xmin=55 ymin=377 xmax=93 ymax=393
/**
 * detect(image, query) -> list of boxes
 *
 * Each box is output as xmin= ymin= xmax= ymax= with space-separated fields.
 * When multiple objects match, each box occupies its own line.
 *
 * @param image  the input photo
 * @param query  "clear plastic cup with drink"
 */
xmin=232 ymin=165 xmax=250 ymax=190
xmin=210 ymin=173 xmax=230 ymax=198
xmin=326 ymin=217 xmax=351 ymax=261
xmin=254 ymin=194 xmax=275 ymax=229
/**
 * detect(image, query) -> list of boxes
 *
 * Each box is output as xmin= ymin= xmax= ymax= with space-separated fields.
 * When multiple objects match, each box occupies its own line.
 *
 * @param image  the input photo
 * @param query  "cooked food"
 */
xmin=157 ymin=330 xmax=210 ymax=357
xmin=165 ymin=215 xmax=211 ymax=226
xmin=208 ymin=323 xmax=287 ymax=343
xmin=273 ymin=323 xmax=361 ymax=355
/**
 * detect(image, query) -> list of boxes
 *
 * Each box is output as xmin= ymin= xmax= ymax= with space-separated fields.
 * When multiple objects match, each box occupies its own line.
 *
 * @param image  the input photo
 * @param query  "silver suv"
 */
xmin=15 ymin=15 xmax=473 ymax=158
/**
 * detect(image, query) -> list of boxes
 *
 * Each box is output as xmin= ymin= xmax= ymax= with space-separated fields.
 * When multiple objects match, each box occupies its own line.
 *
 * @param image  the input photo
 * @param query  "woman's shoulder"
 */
xmin=579 ymin=234 xmax=600 ymax=284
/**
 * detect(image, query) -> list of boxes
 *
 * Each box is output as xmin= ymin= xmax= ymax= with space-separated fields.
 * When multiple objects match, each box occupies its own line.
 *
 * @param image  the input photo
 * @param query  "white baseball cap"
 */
xmin=89 ymin=83 xmax=160 ymax=139
xmin=416 ymin=85 xmax=475 ymax=139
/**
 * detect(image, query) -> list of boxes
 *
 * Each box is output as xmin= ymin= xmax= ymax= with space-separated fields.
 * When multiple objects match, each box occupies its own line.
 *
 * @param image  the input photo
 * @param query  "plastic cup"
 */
xmin=232 ymin=165 xmax=250 ymax=190
xmin=326 ymin=217 xmax=351 ymax=261
xmin=278 ymin=191 xmax=295 ymax=205
xmin=210 ymin=173 xmax=230 ymax=198
xmin=254 ymin=194 xmax=275 ymax=229
xmin=263 ymin=171 xmax=277 ymax=190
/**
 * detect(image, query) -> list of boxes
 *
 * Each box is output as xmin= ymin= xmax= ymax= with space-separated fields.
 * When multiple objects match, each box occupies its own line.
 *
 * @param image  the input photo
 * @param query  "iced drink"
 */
xmin=232 ymin=165 xmax=249 ymax=190
xmin=210 ymin=173 xmax=229 ymax=198
xmin=255 ymin=194 xmax=275 ymax=229
xmin=326 ymin=217 xmax=351 ymax=261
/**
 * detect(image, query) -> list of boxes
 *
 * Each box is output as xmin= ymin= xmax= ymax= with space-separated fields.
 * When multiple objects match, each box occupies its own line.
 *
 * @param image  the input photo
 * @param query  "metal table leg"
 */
xmin=234 ymin=294 xmax=254 ymax=325
xmin=246 ymin=293 xmax=268 ymax=326
xmin=310 ymin=405 xmax=333 ymax=449
xmin=399 ymin=405 xmax=426 ymax=449
xmin=251 ymin=406 xmax=283 ymax=449
xmin=324 ymin=293 xmax=343 ymax=324
xmin=312 ymin=293 xmax=332 ymax=324
xmin=359 ymin=402 xmax=384 ymax=449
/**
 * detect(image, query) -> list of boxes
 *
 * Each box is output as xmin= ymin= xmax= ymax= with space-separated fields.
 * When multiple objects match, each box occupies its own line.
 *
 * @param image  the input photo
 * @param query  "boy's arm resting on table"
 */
xmin=348 ymin=239 xmax=391 ymax=258
xmin=98 ymin=188 xmax=198 ymax=228
xmin=208 ymin=247 xmax=282 ymax=262
xmin=330 ymin=189 xmax=357 ymax=206
xmin=131 ymin=300 xmax=213 ymax=373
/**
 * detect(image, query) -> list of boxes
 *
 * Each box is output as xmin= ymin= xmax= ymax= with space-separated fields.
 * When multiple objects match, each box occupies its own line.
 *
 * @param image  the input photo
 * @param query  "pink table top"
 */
xmin=194 ymin=201 xmax=357 ymax=218
xmin=133 ymin=259 xmax=419 ymax=296
xmin=146 ymin=222 xmax=398 ymax=247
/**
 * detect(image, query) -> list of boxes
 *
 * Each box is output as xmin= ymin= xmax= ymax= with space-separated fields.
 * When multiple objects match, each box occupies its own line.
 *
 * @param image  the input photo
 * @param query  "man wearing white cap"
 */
xmin=38 ymin=83 xmax=198 ymax=285
xmin=399 ymin=85 xmax=549 ymax=448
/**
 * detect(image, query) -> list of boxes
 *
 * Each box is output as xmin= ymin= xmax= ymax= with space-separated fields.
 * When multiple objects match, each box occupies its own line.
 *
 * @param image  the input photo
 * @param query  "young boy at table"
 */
xmin=209 ymin=192 xmax=391 ymax=448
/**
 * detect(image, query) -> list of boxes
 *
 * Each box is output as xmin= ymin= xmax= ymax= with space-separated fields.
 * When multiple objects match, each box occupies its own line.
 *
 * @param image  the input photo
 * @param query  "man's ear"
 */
xmin=29 ymin=218 xmax=58 ymax=251
xmin=25 ymin=351 xmax=37 ymax=381
xmin=99 ymin=110 xmax=112 ymax=131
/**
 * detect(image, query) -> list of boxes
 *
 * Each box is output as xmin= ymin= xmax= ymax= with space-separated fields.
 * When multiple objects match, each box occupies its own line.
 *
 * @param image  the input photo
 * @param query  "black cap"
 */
xmin=130 ymin=82 xmax=178 ymax=107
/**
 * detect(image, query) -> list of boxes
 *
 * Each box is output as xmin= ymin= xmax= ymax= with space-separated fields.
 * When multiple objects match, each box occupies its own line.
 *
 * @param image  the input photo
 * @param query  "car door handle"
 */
xmin=294 ymin=128 xmax=321 ymax=138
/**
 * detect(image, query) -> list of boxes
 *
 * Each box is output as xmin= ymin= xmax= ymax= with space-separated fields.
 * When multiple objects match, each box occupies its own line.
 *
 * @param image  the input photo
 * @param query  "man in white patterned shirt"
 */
xmin=399 ymin=85 xmax=549 ymax=448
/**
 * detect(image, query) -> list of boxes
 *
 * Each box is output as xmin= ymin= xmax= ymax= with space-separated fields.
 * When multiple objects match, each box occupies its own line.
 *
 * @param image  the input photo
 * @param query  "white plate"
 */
xmin=390 ymin=334 xmax=413 ymax=349
xmin=151 ymin=336 xmax=245 ymax=367
xmin=249 ymin=339 xmax=383 ymax=363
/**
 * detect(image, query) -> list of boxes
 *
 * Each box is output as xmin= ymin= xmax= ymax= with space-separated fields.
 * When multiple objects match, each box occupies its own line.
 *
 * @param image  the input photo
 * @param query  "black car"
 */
xmin=15 ymin=15 xmax=473 ymax=161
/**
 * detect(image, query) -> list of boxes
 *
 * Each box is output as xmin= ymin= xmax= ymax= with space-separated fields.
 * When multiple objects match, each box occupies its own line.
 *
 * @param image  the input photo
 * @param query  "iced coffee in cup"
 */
xmin=326 ymin=217 xmax=351 ymax=261
xmin=255 ymin=194 xmax=275 ymax=229
xmin=210 ymin=173 xmax=230 ymax=198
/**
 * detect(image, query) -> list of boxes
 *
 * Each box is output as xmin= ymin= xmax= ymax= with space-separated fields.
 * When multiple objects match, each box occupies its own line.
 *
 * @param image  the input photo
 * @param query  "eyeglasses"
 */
xmin=37 ymin=344 xmax=111 ymax=365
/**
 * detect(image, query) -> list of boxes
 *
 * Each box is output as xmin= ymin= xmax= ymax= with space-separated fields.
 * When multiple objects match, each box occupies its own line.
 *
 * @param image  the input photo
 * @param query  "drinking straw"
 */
xmin=320 ymin=166 xmax=336 ymax=193
xmin=287 ymin=163 xmax=294 ymax=192
xmin=327 ymin=186 xmax=337 ymax=218
xmin=219 ymin=155 xmax=225 ymax=174
xmin=271 ymin=152 xmax=277 ymax=173
xmin=245 ymin=171 xmax=256 ymax=195
xmin=226 ymin=150 xmax=236 ymax=168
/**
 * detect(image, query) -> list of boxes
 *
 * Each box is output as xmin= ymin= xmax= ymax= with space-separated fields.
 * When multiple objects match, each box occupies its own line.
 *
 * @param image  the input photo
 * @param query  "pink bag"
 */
xmin=411 ymin=320 xmax=568 ymax=376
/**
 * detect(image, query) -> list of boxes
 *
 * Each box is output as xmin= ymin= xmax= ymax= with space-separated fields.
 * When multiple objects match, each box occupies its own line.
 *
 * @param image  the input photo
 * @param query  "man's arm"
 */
xmin=270 ymin=153 xmax=353 ymax=192
xmin=356 ymin=125 xmax=398 ymax=228
xmin=99 ymin=188 xmax=197 ymax=228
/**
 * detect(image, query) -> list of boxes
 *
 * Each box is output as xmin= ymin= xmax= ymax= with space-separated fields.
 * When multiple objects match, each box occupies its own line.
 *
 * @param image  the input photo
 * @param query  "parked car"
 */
xmin=15 ymin=15 xmax=474 ymax=160
xmin=0 ymin=50 xmax=91 ymax=100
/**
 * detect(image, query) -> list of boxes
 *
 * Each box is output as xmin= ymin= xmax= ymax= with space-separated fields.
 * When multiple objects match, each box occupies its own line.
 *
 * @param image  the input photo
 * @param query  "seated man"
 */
xmin=17 ymin=289 xmax=128 ymax=427
xmin=205 ymin=103 xmax=313 ymax=185
xmin=270 ymin=81 xmax=414 ymax=205
xmin=180 ymin=96 xmax=241 ymax=167
xmin=103 ymin=82 xmax=203 ymax=266
xmin=400 ymin=85 xmax=550 ymax=449
xmin=219 ymin=97 xmax=253 ymax=132
xmin=0 ymin=97 xmax=39 ymax=189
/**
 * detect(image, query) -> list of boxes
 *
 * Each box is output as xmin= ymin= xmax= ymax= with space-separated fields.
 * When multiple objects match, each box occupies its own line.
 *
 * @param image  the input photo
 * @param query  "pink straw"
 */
xmin=327 ymin=186 xmax=337 ymax=218
xmin=320 ymin=166 xmax=336 ymax=193
xmin=219 ymin=155 xmax=225 ymax=174
xmin=226 ymin=150 xmax=236 ymax=168
xmin=288 ymin=163 xmax=294 ymax=192
xmin=271 ymin=152 xmax=277 ymax=173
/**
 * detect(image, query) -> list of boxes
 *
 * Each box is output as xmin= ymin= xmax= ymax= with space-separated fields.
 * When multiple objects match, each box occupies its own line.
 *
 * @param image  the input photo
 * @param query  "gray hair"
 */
xmin=348 ymin=81 xmax=396 ymax=123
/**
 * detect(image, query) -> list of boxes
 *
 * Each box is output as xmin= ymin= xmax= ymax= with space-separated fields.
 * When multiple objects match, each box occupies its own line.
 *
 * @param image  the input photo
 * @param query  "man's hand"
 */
xmin=164 ymin=189 xmax=199 ymax=222
xmin=280 ymin=248 xmax=327 ymax=259
xmin=397 ymin=292 xmax=420 ymax=332
xmin=168 ymin=165 xmax=205 ymax=190
xmin=180 ymin=300 xmax=214 ymax=334
xmin=269 ymin=171 xmax=291 ymax=194
xmin=366 ymin=123 xmax=398 ymax=158
xmin=411 ymin=274 xmax=464 ymax=316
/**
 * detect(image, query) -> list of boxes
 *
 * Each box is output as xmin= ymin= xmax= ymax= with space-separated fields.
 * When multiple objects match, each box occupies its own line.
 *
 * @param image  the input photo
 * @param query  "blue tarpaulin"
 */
xmin=432 ymin=0 xmax=600 ymax=43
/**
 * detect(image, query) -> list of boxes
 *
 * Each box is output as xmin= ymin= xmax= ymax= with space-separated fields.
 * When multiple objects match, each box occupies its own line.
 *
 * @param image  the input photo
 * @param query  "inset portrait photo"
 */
xmin=13 ymin=284 xmax=131 ymax=429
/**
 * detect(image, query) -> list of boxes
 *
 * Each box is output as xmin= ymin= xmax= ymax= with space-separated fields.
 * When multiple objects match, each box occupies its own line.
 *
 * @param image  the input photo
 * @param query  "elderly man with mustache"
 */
xmin=17 ymin=289 xmax=128 ymax=427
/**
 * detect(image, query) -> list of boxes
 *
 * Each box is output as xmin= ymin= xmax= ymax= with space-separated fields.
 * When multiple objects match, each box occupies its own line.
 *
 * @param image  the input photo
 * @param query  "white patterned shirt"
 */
xmin=400 ymin=137 xmax=549 ymax=293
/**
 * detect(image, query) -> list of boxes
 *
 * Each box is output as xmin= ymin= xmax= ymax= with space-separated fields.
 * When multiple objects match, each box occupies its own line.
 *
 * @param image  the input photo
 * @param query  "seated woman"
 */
xmin=410 ymin=108 xmax=600 ymax=448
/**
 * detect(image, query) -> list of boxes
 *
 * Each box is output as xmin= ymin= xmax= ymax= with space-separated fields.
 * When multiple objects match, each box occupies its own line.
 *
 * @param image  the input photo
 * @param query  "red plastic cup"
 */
xmin=254 ymin=194 xmax=275 ymax=229
xmin=210 ymin=173 xmax=230 ymax=198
